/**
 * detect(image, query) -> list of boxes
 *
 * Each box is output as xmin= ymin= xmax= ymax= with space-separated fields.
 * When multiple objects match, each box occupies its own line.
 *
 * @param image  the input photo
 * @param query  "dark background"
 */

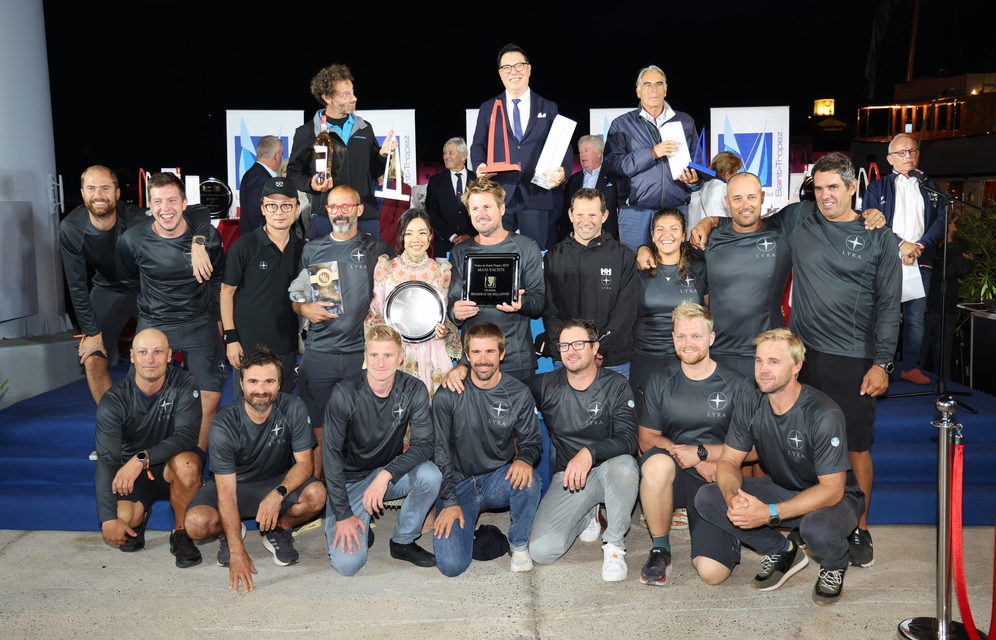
xmin=43 ymin=0 xmax=995 ymax=208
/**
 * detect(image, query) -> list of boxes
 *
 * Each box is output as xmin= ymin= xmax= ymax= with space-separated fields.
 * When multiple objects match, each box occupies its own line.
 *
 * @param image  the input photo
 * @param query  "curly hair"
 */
xmin=310 ymin=64 xmax=354 ymax=106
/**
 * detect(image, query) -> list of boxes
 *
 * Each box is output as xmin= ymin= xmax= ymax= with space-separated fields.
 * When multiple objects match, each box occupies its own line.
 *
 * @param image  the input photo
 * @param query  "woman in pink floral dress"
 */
xmin=366 ymin=209 xmax=461 ymax=393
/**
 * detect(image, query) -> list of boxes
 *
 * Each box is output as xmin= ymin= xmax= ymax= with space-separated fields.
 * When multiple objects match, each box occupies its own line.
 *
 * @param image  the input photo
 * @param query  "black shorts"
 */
xmin=298 ymin=350 xmax=364 ymax=427
xmin=799 ymin=350 xmax=876 ymax=452
xmin=90 ymin=286 xmax=138 ymax=364
xmin=117 ymin=448 xmax=205 ymax=509
xmin=150 ymin=323 xmax=227 ymax=392
xmin=188 ymin=475 xmax=321 ymax=519
xmin=640 ymin=448 xmax=741 ymax=570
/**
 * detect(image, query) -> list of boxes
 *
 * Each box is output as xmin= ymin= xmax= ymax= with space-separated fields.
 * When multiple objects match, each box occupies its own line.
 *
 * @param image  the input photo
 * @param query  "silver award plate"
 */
xmin=384 ymin=280 xmax=445 ymax=343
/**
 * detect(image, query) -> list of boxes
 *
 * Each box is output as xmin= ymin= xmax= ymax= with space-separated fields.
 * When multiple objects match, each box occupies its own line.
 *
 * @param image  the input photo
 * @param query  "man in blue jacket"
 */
xmin=604 ymin=65 xmax=701 ymax=251
xmin=471 ymin=43 xmax=570 ymax=249
xmin=863 ymin=133 xmax=946 ymax=384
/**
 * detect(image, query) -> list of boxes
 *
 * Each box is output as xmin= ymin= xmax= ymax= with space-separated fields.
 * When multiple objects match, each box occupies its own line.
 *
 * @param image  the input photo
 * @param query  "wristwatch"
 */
xmin=696 ymin=445 xmax=708 ymax=462
xmin=192 ymin=236 xmax=207 ymax=247
xmin=767 ymin=503 xmax=781 ymax=527
xmin=136 ymin=450 xmax=150 ymax=469
xmin=275 ymin=485 xmax=288 ymax=497
xmin=875 ymin=362 xmax=895 ymax=373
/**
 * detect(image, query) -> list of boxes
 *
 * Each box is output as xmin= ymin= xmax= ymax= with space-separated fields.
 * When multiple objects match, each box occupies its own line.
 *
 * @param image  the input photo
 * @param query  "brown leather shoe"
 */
xmin=900 ymin=368 xmax=930 ymax=385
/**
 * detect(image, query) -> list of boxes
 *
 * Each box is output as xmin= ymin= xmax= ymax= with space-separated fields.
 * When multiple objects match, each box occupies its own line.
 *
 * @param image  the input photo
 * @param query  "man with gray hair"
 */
xmin=603 ymin=65 xmax=701 ymax=251
xmin=239 ymin=135 xmax=284 ymax=235
xmin=863 ymin=133 xmax=946 ymax=385
xmin=562 ymin=134 xmax=618 ymax=240
xmin=426 ymin=136 xmax=476 ymax=256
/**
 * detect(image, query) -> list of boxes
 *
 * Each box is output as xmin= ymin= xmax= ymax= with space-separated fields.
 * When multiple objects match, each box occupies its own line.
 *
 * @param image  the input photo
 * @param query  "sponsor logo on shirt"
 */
xmin=600 ymin=267 xmax=613 ymax=289
xmin=268 ymin=419 xmax=287 ymax=446
xmin=707 ymin=391 xmax=728 ymax=418
xmin=787 ymin=429 xmax=805 ymax=459
xmin=584 ymin=400 xmax=606 ymax=427
xmin=258 ymin=260 xmax=269 ymax=271
xmin=843 ymin=235 xmax=866 ymax=260
xmin=490 ymin=401 xmax=509 ymax=419
xmin=755 ymin=237 xmax=776 ymax=259
xmin=159 ymin=396 xmax=173 ymax=417
xmin=348 ymin=247 xmax=369 ymax=271
xmin=392 ymin=402 xmax=406 ymax=426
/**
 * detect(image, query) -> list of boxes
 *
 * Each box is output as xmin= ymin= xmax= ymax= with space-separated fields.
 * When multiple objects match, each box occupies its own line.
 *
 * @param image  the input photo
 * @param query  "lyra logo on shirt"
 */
xmin=843 ymin=235 xmax=866 ymax=260
xmin=755 ymin=237 xmax=776 ymax=259
xmin=159 ymin=396 xmax=173 ymax=416
xmin=490 ymin=401 xmax=509 ymax=419
xmin=600 ymin=267 xmax=613 ymax=288
xmin=679 ymin=274 xmax=695 ymax=289
xmin=268 ymin=420 xmax=286 ymax=446
xmin=707 ymin=392 xmax=728 ymax=410
xmin=787 ymin=429 xmax=805 ymax=458
xmin=258 ymin=260 xmax=269 ymax=271
xmin=351 ymin=248 xmax=367 ymax=263
xmin=392 ymin=402 xmax=406 ymax=424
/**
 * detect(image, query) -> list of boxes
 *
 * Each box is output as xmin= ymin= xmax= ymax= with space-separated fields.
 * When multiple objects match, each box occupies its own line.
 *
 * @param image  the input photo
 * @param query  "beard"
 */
xmin=247 ymin=391 xmax=277 ymax=413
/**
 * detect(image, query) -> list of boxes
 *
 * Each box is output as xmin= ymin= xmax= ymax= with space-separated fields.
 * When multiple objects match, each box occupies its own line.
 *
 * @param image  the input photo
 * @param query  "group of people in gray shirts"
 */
xmin=67 ymin=55 xmax=904 ymax=608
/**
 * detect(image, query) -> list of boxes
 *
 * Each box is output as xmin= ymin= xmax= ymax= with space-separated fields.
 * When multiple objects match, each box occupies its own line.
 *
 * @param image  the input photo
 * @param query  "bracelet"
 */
xmin=223 ymin=329 xmax=240 ymax=344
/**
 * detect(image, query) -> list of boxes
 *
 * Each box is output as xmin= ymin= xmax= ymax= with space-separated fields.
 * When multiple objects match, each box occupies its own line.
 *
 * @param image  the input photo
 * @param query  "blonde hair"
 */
xmin=671 ymin=301 xmax=713 ymax=332
xmin=461 ymin=178 xmax=506 ymax=209
xmin=365 ymin=324 xmax=402 ymax=349
xmin=752 ymin=328 xmax=806 ymax=365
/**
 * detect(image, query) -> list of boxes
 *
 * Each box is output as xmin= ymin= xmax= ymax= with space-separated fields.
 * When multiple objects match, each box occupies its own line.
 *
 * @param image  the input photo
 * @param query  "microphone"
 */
xmin=907 ymin=169 xmax=929 ymax=185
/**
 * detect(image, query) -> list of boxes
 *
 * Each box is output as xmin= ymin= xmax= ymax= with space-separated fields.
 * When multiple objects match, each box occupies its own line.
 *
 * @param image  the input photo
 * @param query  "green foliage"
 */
xmin=956 ymin=200 xmax=995 ymax=302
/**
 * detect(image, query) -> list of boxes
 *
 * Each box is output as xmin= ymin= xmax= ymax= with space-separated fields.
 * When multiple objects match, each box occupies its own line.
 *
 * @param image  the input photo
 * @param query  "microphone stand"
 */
xmin=880 ymin=172 xmax=982 ymax=415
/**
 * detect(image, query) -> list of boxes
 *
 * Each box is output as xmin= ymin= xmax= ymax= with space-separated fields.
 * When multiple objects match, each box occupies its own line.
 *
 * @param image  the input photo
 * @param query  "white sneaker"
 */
xmin=510 ymin=549 xmax=533 ymax=572
xmin=601 ymin=542 xmax=628 ymax=582
xmin=578 ymin=506 xmax=601 ymax=543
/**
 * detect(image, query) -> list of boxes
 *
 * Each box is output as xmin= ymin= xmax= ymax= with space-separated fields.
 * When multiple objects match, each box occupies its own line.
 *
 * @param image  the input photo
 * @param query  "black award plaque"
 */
xmin=463 ymin=253 xmax=520 ymax=306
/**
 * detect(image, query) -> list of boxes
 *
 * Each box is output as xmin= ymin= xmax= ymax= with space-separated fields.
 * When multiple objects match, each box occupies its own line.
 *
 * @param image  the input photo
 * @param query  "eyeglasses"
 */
xmin=324 ymin=203 xmax=360 ymax=213
xmin=263 ymin=202 xmax=296 ymax=213
xmin=556 ymin=340 xmax=596 ymax=352
xmin=498 ymin=62 xmax=529 ymax=74
xmin=888 ymin=148 xmax=919 ymax=158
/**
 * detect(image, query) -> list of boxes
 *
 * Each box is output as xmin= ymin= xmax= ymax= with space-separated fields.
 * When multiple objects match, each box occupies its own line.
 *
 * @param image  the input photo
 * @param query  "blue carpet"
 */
xmin=0 ymin=362 xmax=993 ymax=530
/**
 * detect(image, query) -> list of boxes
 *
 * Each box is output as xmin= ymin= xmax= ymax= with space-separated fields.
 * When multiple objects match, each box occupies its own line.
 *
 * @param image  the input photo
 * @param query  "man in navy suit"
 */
xmin=863 ymin=133 xmax=946 ymax=385
xmin=561 ymin=135 xmax=619 ymax=242
xmin=239 ymin=136 xmax=283 ymax=236
xmin=471 ymin=43 xmax=571 ymax=249
xmin=426 ymin=137 xmax=476 ymax=257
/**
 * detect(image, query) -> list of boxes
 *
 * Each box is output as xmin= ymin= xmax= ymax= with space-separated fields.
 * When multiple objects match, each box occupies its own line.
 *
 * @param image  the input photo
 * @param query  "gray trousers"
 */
xmin=528 ymin=455 xmax=639 ymax=564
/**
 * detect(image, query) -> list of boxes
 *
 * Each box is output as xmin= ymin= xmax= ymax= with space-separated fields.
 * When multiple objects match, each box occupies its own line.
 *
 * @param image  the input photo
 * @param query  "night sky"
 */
xmin=44 ymin=0 xmax=995 ymax=208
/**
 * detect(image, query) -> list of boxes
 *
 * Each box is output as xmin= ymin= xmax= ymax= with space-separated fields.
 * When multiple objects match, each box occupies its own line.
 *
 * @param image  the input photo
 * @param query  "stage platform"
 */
xmin=0 ymin=362 xmax=994 ymax=531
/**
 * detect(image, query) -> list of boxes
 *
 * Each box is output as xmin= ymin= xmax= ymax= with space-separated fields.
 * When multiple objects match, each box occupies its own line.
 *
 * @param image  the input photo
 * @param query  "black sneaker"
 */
xmin=639 ymin=547 xmax=672 ymax=586
xmin=169 ymin=529 xmax=202 ymax=568
xmin=788 ymin=529 xmax=823 ymax=564
xmin=217 ymin=523 xmax=247 ymax=567
xmin=812 ymin=567 xmax=846 ymax=605
xmin=368 ymin=526 xmax=375 ymax=549
xmin=752 ymin=541 xmax=809 ymax=591
xmin=262 ymin=527 xmax=299 ymax=566
xmin=848 ymin=528 xmax=874 ymax=567
xmin=120 ymin=511 xmax=150 ymax=553
xmin=389 ymin=539 xmax=435 ymax=567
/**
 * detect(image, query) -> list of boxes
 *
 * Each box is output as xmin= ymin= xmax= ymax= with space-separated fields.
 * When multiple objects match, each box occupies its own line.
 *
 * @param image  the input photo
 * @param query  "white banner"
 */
xmin=359 ymin=109 xmax=417 ymax=189
xmin=225 ymin=110 xmax=303 ymax=216
xmin=709 ymin=106 xmax=791 ymax=213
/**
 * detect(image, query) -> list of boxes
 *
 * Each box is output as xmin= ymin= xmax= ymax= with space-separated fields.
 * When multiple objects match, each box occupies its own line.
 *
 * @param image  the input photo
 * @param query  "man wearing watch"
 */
xmin=184 ymin=345 xmax=326 ymax=593
xmin=636 ymin=303 xmax=754 ymax=586
xmin=695 ymin=329 xmax=864 ymax=606
xmin=221 ymin=177 xmax=303 ymax=394
xmin=94 ymin=329 xmax=203 ymax=567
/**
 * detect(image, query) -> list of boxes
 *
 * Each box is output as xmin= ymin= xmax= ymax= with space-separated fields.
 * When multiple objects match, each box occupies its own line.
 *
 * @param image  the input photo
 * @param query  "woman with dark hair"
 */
xmin=366 ymin=208 xmax=461 ymax=392
xmin=630 ymin=209 xmax=708 ymax=398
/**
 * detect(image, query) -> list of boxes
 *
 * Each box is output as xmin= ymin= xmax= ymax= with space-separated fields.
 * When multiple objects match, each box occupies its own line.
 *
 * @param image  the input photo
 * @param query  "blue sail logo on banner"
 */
xmin=718 ymin=116 xmax=773 ymax=187
xmin=232 ymin=121 xmax=289 ymax=189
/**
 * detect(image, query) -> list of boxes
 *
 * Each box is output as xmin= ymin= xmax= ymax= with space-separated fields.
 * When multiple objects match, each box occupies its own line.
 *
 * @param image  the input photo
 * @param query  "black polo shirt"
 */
xmin=223 ymin=226 xmax=303 ymax=354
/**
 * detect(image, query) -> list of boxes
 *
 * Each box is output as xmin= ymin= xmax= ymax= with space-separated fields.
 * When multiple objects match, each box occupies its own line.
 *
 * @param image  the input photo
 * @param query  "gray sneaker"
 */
xmin=262 ymin=527 xmax=299 ymax=566
xmin=752 ymin=541 xmax=809 ymax=591
xmin=216 ymin=523 xmax=247 ymax=567
xmin=812 ymin=567 xmax=846 ymax=605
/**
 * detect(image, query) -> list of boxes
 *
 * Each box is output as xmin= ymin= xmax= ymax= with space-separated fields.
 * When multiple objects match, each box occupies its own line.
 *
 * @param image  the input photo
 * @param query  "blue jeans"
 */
xmin=433 ymin=464 xmax=542 ymax=577
xmin=900 ymin=266 xmax=932 ymax=368
xmin=324 ymin=461 xmax=441 ymax=576
xmin=618 ymin=205 xmax=655 ymax=252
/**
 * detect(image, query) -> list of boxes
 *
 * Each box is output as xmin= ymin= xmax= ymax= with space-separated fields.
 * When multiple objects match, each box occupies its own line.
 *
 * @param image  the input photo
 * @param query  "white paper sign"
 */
xmin=531 ymin=115 xmax=577 ymax=190
xmin=660 ymin=121 xmax=691 ymax=180
xmin=901 ymin=263 xmax=926 ymax=302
